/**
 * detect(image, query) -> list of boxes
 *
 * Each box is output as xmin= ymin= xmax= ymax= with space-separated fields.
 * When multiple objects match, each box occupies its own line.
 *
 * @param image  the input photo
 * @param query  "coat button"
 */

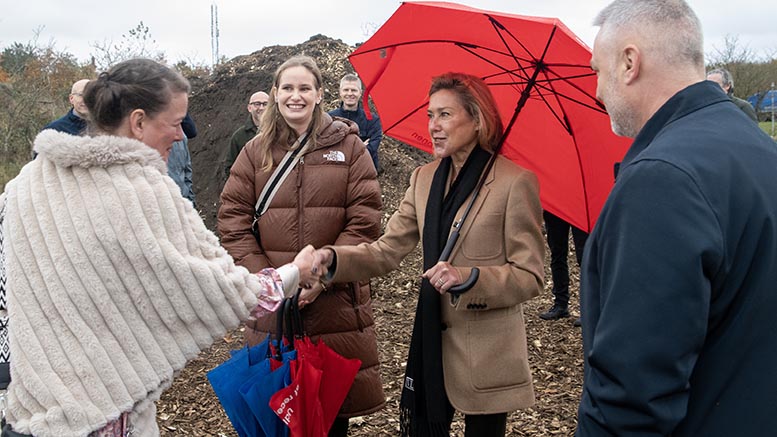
xmin=441 ymin=323 xmax=448 ymax=331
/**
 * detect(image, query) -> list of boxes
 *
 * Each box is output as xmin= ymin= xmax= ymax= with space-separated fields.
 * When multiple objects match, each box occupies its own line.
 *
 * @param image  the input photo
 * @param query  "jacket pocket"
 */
xmin=466 ymin=313 xmax=530 ymax=391
xmin=460 ymin=213 xmax=504 ymax=260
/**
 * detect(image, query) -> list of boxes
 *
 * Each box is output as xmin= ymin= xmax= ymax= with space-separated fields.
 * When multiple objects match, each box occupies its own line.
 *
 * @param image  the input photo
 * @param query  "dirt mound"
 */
xmin=164 ymin=36 xmax=583 ymax=436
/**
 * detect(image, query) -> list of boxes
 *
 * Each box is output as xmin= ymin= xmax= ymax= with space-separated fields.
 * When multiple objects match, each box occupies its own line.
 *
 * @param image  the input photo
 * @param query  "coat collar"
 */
xmin=336 ymin=101 xmax=363 ymax=115
xmin=419 ymin=154 xmax=499 ymax=260
xmin=33 ymin=130 xmax=168 ymax=174
xmin=244 ymin=114 xmax=258 ymax=132
xmin=621 ymin=81 xmax=729 ymax=170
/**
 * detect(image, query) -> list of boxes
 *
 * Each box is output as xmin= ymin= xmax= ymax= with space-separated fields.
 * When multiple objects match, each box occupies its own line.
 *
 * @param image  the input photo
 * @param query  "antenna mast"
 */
xmin=211 ymin=3 xmax=220 ymax=67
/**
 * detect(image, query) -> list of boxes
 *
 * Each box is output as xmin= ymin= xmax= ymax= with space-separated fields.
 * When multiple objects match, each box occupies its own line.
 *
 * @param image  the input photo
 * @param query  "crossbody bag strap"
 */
xmin=250 ymin=132 xmax=312 ymax=246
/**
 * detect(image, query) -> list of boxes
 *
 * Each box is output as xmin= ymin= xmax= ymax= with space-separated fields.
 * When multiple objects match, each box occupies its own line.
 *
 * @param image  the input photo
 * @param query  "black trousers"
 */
xmin=463 ymin=412 xmax=508 ymax=437
xmin=544 ymin=211 xmax=588 ymax=308
xmin=328 ymin=417 xmax=349 ymax=437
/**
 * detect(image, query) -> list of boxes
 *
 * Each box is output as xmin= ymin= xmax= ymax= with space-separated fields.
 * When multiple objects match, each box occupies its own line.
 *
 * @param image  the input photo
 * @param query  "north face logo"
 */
xmin=323 ymin=151 xmax=346 ymax=162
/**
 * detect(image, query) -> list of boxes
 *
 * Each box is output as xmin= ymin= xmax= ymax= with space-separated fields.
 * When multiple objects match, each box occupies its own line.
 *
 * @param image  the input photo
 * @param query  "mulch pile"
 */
xmin=164 ymin=36 xmax=584 ymax=436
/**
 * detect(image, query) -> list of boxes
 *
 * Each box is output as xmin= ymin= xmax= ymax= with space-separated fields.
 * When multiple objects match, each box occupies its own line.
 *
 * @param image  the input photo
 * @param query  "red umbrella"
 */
xmin=350 ymin=1 xmax=630 ymax=232
xmin=269 ymin=295 xmax=362 ymax=436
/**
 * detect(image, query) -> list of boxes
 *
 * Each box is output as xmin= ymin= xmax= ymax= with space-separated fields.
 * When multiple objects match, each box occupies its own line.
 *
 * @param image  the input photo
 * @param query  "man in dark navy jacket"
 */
xmin=578 ymin=1 xmax=777 ymax=436
xmin=328 ymin=74 xmax=383 ymax=172
xmin=42 ymin=79 xmax=90 ymax=135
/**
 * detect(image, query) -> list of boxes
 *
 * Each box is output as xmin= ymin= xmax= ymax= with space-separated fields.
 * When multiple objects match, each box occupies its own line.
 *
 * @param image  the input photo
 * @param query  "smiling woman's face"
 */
xmin=427 ymin=89 xmax=479 ymax=159
xmin=275 ymin=65 xmax=323 ymax=135
xmin=132 ymin=92 xmax=188 ymax=161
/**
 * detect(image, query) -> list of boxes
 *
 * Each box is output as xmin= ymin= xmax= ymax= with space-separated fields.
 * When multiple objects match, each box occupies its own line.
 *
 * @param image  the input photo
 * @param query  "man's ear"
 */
xmin=622 ymin=44 xmax=641 ymax=85
xmin=128 ymin=109 xmax=146 ymax=140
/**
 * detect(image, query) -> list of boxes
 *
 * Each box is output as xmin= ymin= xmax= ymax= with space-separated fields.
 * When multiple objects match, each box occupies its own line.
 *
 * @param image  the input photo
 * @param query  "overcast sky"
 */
xmin=1 ymin=0 xmax=775 ymax=67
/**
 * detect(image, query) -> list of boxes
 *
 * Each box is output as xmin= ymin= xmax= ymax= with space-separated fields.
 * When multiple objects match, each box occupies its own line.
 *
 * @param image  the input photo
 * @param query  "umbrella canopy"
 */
xmin=349 ymin=1 xmax=630 ymax=232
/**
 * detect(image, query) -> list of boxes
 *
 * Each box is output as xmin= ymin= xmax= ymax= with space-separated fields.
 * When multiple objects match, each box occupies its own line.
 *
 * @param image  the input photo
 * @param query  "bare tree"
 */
xmin=90 ymin=22 xmax=165 ymax=71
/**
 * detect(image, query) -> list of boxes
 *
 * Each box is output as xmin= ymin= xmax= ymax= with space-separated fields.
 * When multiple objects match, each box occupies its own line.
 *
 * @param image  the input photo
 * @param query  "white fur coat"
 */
xmin=1 ymin=131 xmax=282 ymax=437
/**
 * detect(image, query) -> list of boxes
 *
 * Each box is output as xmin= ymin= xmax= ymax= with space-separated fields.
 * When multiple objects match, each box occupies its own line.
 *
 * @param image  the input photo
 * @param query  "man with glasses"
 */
xmin=225 ymin=91 xmax=269 ymax=177
xmin=42 ymin=79 xmax=90 ymax=136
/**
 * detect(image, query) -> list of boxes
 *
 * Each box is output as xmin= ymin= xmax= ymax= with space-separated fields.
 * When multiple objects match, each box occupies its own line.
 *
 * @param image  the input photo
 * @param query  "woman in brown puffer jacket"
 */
xmin=217 ymin=55 xmax=384 ymax=436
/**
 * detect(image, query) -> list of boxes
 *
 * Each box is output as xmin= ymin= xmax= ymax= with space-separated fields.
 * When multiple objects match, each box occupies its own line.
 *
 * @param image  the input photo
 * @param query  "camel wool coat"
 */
xmin=329 ymin=155 xmax=544 ymax=414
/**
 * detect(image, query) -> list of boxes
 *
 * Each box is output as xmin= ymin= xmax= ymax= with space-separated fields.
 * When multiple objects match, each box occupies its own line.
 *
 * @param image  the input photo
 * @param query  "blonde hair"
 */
xmin=255 ymin=55 xmax=324 ymax=171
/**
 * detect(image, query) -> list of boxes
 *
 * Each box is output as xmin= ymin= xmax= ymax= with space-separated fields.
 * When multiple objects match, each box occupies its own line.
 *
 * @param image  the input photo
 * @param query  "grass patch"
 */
xmin=759 ymin=121 xmax=776 ymax=138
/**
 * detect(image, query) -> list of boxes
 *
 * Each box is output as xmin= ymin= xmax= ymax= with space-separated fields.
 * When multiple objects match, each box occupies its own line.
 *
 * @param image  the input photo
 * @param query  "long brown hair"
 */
xmin=255 ymin=55 xmax=324 ymax=171
xmin=429 ymin=72 xmax=503 ymax=152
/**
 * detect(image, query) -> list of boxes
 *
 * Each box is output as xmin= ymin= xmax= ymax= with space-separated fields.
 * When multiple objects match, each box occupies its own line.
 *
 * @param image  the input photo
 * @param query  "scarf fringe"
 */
xmin=400 ymin=404 xmax=449 ymax=437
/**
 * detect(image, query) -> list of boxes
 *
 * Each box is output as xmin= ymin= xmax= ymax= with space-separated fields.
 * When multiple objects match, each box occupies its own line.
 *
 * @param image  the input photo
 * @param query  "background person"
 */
xmin=538 ymin=211 xmax=588 ymax=327
xmin=225 ymin=91 xmax=270 ymax=177
xmin=706 ymin=68 xmax=758 ymax=122
xmin=217 ymin=55 xmax=384 ymax=437
xmin=316 ymin=72 xmax=544 ymax=437
xmin=0 ymin=59 xmax=320 ymax=437
xmin=41 ymin=78 xmax=90 ymax=136
xmin=167 ymin=112 xmax=198 ymax=206
xmin=328 ymin=74 xmax=383 ymax=172
xmin=579 ymin=1 xmax=777 ymax=435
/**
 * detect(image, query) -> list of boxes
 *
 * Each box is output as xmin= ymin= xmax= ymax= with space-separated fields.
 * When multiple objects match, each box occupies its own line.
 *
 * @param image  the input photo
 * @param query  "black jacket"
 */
xmin=578 ymin=81 xmax=777 ymax=436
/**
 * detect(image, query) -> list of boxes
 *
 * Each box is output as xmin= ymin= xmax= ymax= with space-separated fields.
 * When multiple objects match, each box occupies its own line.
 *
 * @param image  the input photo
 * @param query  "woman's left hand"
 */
xmin=422 ymin=262 xmax=463 ymax=295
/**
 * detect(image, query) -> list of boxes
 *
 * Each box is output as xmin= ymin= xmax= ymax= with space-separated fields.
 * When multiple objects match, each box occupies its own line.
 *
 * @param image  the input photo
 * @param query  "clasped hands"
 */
xmin=293 ymin=246 xmax=463 ymax=306
xmin=291 ymin=246 xmax=335 ymax=308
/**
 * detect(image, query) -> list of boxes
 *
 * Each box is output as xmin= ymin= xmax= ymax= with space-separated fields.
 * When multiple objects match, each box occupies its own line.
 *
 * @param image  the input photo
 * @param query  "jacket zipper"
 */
xmin=349 ymin=282 xmax=364 ymax=332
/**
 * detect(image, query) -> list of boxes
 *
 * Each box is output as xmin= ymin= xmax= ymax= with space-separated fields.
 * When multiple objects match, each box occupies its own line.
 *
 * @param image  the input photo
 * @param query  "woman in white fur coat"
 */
xmin=0 ymin=59 xmax=320 ymax=437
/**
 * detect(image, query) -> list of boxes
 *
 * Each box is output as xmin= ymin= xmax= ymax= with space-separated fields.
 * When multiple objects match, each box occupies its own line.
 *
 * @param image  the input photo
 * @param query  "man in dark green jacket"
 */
xmin=707 ymin=68 xmax=758 ymax=122
xmin=225 ymin=91 xmax=269 ymax=177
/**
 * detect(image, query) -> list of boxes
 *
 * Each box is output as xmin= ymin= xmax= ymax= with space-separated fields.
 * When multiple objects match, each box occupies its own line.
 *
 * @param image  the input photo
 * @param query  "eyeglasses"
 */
xmin=249 ymin=101 xmax=268 ymax=107
xmin=71 ymin=93 xmax=84 ymax=97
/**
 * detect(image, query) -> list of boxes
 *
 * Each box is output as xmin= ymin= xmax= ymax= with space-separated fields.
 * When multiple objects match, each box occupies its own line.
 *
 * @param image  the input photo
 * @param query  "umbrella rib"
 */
xmin=383 ymin=100 xmax=429 ymax=135
xmin=539 ymin=64 xmax=595 ymax=230
xmin=496 ymin=20 xmax=595 ymax=230
xmin=352 ymin=39 xmax=532 ymax=62
xmin=457 ymin=44 xmax=530 ymax=89
xmin=486 ymin=15 xmax=536 ymax=96
xmin=530 ymin=81 xmax=608 ymax=114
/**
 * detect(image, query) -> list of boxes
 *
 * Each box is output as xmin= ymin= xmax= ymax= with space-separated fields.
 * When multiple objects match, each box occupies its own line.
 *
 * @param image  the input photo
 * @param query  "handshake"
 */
xmin=290 ymin=245 xmax=335 ymax=307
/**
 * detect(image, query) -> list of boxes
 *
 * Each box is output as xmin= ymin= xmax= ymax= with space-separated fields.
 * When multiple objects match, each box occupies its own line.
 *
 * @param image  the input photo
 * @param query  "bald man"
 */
xmin=42 ymin=79 xmax=90 ymax=135
xmin=578 ymin=1 xmax=777 ymax=436
xmin=225 ymin=91 xmax=269 ymax=176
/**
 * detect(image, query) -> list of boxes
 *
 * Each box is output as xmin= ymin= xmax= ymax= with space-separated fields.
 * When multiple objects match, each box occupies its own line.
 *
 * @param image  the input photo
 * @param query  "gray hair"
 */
xmin=707 ymin=68 xmax=734 ymax=92
xmin=340 ymin=73 xmax=362 ymax=90
xmin=594 ymin=0 xmax=704 ymax=69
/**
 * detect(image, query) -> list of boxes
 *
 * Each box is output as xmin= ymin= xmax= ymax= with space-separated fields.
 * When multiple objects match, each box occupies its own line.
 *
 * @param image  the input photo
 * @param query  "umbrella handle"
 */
xmin=273 ymin=298 xmax=291 ymax=360
xmin=447 ymin=267 xmax=479 ymax=305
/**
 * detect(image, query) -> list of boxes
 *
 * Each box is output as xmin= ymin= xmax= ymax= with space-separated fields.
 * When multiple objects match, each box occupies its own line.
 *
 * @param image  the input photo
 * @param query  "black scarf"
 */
xmin=399 ymin=146 xmax=491 ymax=436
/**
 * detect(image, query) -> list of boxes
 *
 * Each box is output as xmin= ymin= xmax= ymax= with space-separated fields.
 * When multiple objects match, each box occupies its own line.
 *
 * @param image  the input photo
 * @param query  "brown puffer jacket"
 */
xmin=218 ymin=113 xmax=385 ymax=417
